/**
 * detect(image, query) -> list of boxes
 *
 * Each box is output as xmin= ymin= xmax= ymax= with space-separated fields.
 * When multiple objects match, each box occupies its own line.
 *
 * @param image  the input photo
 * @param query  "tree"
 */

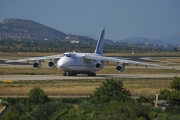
xmin=95 ymin=101 xmax=139 ymax=120
xmin=137 ymin=96 xmax=153 ymax=103
xmin=23 ymin=101 xmax=73 ymax=120
xmin=160 ymin=77 xmax=180 ymax=106
xmin=160 ymin=89 xmax=171 ymax=100
xmin=1 ymin=106 xmax=20 ymax=120
xmin=89 ymin=78 xmax=131 ymax=104
xmin=170 ymin=76 xmax=180 ymax=91
xmin=28 ymin=87 xmax=49 ymax=105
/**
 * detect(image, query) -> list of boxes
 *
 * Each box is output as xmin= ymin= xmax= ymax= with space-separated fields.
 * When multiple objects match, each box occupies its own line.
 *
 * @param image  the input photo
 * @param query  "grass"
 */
xmin=0 ymin=67 xmax=179 ymax=75
xmin=0 ymin=79 xmax=101 ymax=96
xmin=104 ymin=52 xmax=180 ymax=57
xmin=0 ymin=52 xmax=178 ymax=98
xmin=123 ymin=78 xmax=172 ymax=97
xmin=97 ymin=67 xmax=179 ymax=74
xmin=151 ymin=58 xmax=180 ymax=63
xmin=0 ymin=78 xmax=172 ymax=97
xmin=0 ymin=67 xmax=63 ymax=75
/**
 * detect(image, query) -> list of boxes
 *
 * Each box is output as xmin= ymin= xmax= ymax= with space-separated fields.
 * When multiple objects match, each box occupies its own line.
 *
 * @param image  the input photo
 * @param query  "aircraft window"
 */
xmin=66 ymin=54 xmax=71 ymax=57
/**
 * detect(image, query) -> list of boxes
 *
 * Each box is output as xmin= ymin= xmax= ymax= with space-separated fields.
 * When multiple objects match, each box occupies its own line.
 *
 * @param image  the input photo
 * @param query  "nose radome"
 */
xmin=56 ymin=58 xmax=69 ymax=69
xmin=57 ymin=59 xmax=63 ymax=69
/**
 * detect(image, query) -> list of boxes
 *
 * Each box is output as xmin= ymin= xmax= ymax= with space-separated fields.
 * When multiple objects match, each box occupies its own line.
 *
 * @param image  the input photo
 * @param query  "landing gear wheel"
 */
xmin=67 ymin=73 xmax=77 ymax=76
xmin=87 ymin=72 xmax=96 ymax=76
xmin=73 ymin=74 xmax=77 ymax=76
xmin=63 ymin=73 xmax=67 ymax=76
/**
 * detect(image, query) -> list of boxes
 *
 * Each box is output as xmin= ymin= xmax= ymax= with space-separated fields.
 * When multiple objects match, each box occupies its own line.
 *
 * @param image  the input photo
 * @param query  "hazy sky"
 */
xmin=1 ymin=0 xmax=180 ymax=40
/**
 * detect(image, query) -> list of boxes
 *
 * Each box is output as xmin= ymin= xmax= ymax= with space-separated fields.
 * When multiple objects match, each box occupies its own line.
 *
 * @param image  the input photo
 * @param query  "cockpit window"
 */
xmin=66 ymin=54 xmax=71 ymax=57
xmin=63 ymin=54 xmax=71 ymax=57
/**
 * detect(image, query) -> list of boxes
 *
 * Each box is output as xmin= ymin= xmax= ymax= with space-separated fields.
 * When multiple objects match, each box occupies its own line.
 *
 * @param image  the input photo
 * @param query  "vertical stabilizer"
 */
xmin=95 ymin=28 xmax=105 ymax=55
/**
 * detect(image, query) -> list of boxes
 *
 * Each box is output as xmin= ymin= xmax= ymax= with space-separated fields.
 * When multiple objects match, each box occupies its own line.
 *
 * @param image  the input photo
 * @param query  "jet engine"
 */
xmin=48 ymin=60 xmax=56 ymax=68
xmin=95 ymin=62 xmax=104 ymax=70
xmin=33 ymin=61 xmax=41 ymax=69
xmin=116 ymin=64 xmax=125 ymax=72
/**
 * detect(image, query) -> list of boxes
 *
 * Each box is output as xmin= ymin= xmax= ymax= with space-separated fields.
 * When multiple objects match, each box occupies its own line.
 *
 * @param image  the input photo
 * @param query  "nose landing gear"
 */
xmin=63 ymin=73 xmax=67 ymax=76
xmin=63 ymin=72 xmax=77 ymax=76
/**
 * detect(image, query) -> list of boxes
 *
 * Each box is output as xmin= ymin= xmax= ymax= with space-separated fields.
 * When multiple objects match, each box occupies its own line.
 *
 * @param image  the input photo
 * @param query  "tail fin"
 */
xmin=95 ymin=28 xmax=105 ymax=55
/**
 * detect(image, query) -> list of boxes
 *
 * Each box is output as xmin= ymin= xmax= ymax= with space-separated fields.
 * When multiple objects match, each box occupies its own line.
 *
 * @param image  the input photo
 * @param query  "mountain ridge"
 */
xmin=0 ymin=18 xmax=96 ymax=44
xmin=0 ymin=18 xmax=179 ymax=46
xmin=159 ymin=33 xmax=180 ymax=45
xmin=0 ymin=18 xmax=67 ymax=40
xmin=120 ymin=37 xmax=169 ymax=45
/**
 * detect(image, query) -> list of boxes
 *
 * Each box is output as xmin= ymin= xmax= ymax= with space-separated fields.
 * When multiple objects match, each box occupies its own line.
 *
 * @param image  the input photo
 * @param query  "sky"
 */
xmin=1 ymin=0 xmax=180 ymax=40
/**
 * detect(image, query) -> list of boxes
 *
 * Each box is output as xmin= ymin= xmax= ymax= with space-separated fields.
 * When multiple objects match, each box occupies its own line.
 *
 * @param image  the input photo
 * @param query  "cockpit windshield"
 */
xmin=63 ymin=54 xmax=71 ymax=57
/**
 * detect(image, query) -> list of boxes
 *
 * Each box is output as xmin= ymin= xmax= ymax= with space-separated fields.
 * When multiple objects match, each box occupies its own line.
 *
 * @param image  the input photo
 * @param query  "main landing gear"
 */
xmin=63 ymin=72 xmax=96 ymax=76
xmin=87 ymin=72 xmax=96 ymax=76
xmin=63 ymin=72 xmax=77 ymax=76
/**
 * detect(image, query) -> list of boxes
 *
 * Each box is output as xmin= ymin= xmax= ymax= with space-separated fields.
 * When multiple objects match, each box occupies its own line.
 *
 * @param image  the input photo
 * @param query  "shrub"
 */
xmin=28 ymin=87 xmax=49 ymax=105
xmin=89 ymin=78 xmax=131 ymax=104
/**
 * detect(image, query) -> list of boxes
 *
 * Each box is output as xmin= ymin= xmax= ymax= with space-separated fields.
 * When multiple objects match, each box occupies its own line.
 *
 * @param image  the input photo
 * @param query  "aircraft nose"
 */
xmin=57 ymin=59 xmax=64 ymax=69
xmin=57 ymin=58 xmax=68 ymax=69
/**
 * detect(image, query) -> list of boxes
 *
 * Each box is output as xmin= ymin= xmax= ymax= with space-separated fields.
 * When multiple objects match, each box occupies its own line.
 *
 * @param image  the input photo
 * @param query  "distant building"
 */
xmin=153 ymin=93 xmax=168 ymax=110
xmin=70 ymin=40 xmax=79 ymax=44
xmin=65 ymin=37 xmax=71 ymax=40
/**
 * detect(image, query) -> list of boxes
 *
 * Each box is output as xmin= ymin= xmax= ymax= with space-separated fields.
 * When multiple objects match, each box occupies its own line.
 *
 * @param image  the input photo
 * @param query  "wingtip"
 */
xmin=4 ymin=61 xmax=10 ymax=63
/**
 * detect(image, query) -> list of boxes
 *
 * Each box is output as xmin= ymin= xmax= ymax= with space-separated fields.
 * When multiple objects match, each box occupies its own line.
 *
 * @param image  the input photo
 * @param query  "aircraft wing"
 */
xmin=5 ymin=54 xmax=63 ymax=63
xmin=84 ymin=54 xmax=172 ymax=69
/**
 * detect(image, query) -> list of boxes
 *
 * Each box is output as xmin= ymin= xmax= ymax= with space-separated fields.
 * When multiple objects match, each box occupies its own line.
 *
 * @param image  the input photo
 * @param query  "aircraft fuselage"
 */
xmin=57 ymin=52 xmax=104 ymax=75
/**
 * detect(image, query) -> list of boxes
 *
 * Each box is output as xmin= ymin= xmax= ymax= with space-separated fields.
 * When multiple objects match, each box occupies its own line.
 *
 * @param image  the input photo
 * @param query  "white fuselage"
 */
xmin=56 ymin=52 xmax=103 ymax=74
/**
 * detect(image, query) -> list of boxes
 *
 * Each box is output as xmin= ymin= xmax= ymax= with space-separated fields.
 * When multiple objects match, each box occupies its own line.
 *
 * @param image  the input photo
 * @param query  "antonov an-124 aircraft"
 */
xmin=6 ymin=28 xmax=171 ymax=76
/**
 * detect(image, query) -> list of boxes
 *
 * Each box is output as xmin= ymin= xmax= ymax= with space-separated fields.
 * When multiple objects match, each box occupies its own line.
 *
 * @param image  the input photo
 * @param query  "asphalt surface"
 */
xmin=0 ymin=73 xmax=180 ymax=81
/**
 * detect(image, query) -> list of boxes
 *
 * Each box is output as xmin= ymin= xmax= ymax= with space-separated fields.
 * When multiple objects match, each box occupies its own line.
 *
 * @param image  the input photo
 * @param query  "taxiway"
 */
xmin=0 ymin=73 xmax=180 ymax=81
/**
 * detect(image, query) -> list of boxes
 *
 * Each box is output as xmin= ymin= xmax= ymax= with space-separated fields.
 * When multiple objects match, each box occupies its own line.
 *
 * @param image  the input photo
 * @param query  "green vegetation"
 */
xmin=0 ymin=78 xmax=173 ymax=99
xmin=28 ymin=87 xmax=50 ymax=105
xmin=89 ymin=79 xmax=131 ymax=104
xmin=160 ymin=76 xmax=180 ymax=106
xmin=0 ymin=78 xmax=180 ymax=119
xmin=0 ymin=39 xmax=176 ymax=53
xmin=0 ymin=67 xmax=179 ymax=75
xmin=0 ymin=18 xmax=67 ymax=40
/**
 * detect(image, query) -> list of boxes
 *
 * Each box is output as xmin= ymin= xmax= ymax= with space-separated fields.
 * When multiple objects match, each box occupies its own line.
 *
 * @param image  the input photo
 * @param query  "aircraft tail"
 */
xmin=95 ymin=28 xmax=105 ymax=55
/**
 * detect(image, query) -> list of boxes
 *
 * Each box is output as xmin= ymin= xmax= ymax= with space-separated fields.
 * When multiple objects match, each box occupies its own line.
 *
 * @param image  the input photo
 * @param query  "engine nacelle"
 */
xmin=95 ymin=62 xmax=104 ymax=70
xmin=48 ymin=60 xmax=56 ymax=68
xmin=116 ymin=64 xmax=125 ymax=72
xmin=33 ymin=62 xmax=41 ymax=69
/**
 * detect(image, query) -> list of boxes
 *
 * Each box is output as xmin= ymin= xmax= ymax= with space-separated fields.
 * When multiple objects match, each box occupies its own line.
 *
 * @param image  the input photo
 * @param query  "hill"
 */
xmin=159 ymin=33 xmax=180 ymax=45
xmin=0 ymin=19 xmax=95 ymax=43
xmin=0 ymin=19 xmax=67 ymax=40
xmin=1 ymin=18 xmax=178 ymax=46
xmin=120 ymin=37 xmax=168 ymax=45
